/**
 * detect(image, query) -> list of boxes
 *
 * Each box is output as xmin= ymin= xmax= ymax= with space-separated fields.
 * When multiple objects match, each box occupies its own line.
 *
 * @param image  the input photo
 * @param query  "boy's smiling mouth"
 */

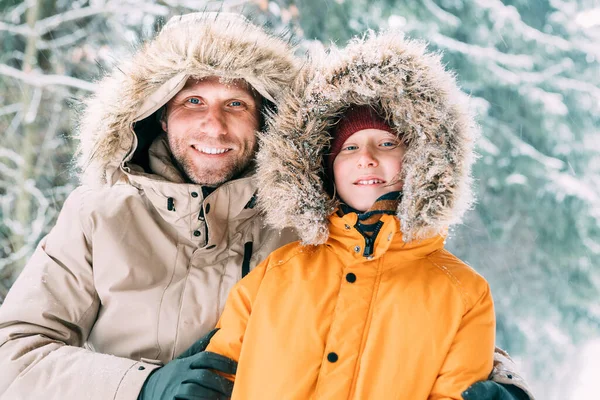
xmin=354 ymin=176 xmax=385 ymax=185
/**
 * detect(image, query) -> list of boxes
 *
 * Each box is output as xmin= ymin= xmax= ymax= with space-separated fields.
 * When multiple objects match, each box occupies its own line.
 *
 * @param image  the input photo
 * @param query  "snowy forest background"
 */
xmin=1 ymin=0 xmax=599 ymax=398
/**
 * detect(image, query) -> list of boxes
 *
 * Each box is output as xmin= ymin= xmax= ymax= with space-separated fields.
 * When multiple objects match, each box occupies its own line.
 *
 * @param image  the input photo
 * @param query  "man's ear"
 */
xmin=157 ymin=106 xmax=167 ymax=133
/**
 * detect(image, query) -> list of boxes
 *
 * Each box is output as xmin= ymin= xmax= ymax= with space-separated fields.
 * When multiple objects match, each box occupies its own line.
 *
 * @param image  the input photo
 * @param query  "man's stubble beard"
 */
xmin=168 ymin=136 xmax=257 ymax=187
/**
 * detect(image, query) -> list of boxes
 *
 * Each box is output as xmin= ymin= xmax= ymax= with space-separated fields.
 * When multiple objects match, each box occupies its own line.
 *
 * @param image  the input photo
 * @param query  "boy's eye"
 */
xmin=342 ymin=145 xmax=358 ymax=151
xmin=381 ymin=141 xmax=397 ymax=147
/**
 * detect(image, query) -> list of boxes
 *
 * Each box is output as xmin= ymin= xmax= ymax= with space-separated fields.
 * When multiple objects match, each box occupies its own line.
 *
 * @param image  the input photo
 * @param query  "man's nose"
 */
xmin=201 ymin=107 xmax=228 ymax=137
xmin=357 ymin=148 xmax=378 ymax=168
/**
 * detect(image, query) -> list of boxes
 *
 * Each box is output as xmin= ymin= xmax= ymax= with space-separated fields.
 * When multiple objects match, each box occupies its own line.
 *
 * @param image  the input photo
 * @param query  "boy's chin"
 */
xmin=344 ymin=197 xmax=377 ymax=212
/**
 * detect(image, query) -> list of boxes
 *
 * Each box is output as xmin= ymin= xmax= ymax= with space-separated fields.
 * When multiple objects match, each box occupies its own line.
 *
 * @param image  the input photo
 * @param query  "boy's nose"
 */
xmin=357 ymin=149 xmax=378 ymax=168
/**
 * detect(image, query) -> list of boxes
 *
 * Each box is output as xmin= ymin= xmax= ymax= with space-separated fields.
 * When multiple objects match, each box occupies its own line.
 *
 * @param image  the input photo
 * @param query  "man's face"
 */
xmin=333 ymin=128 xmax=407 ymax=212
xmin=161 ymin=76 xmax=261 ymax=186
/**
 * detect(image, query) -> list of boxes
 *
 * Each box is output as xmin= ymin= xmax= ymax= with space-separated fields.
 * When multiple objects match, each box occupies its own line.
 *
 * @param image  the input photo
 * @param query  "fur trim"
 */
xmin=75 ymin=12 xmax=299 ymax=186
xmin=256 ymin=31 xmax=479 ymax=244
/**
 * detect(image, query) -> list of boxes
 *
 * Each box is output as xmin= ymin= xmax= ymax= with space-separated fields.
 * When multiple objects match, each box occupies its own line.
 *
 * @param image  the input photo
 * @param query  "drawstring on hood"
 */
xmin=256 ymin=31 xmax=479 ymax=245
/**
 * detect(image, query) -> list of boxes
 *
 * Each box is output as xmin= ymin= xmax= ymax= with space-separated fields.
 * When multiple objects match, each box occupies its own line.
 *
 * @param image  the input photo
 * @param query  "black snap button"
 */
xmin=138 ymin=366 xmax=145 ymax=370
xmin=206 ymin=244 xmax=216 ymax=250
xmin=327 ymin=352 xmax=338 ymax=363
xmin=193 ymin=230 xmax=201 ymax=237
xmin=205 ymin=203 xmax=211 ymax=214
xmin=346 ymin=273 xmax=356 ymax=283
xmin=191 ymin=192 xmax=198 ymax=198
xmin=507 ymin=374 xmax=513 ymax=379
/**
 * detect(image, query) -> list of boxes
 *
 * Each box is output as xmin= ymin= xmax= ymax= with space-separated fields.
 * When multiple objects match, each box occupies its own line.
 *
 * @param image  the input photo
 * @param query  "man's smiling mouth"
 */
xmin=191 ymin=145 xmax=232 ymax=155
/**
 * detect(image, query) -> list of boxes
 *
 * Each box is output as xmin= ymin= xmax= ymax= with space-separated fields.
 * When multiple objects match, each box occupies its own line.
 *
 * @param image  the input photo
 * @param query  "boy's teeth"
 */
xmin=358 ymin=179 xmax=383 ymax=185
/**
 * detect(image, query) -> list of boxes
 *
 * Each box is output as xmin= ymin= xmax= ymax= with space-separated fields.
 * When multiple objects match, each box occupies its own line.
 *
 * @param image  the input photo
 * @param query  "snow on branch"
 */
xmin=36 ymin=2 xmax=167 ymax=34
xmin=37 ymin=28 xmax=88 ymax=50
xmin=553 ymin=76 xmax=600 ymax=103
xmin=35 ymin=6 xmax=113 ymax=35
xmin=0 ymin=21 xmax=34 ymax=36
xmin=474 ymin=0 xmax=573 ymax=52
xmin=501 ymin=126 xmax=566 ymax=170
xmin=485 ymin=62 xmax=600 ymax=106
xmin=430 ymin=32 xmax=535 ymax=69
xmin=0 ymin=63 xmax=96 ymax=92
xmin=0 ymin=103 xmax=22 ymax=117
xmin=2 ymin=2 xmax=170 ymax=38
xmin=547 ymin=170 xmax=600 ymax=207
xmin=0 ymin=148 xmax=25 ymax=168
xmin=422 ymin=0 xmax=460 ymax=28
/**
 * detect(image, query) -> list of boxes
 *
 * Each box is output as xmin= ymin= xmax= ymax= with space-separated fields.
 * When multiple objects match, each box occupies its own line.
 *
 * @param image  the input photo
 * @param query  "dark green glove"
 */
xmin=462 ymin=381 xmax=529 ymax=400
xmin=138 ymin=328 xmax=238 ymax=400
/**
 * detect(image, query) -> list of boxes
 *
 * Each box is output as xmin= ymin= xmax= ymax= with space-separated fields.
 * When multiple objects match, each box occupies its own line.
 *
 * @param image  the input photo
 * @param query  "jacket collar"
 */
xmin=326 ymin=212 xmax=446 ymax=269
xmin=123 ymin=135 xmax=259 ymax=244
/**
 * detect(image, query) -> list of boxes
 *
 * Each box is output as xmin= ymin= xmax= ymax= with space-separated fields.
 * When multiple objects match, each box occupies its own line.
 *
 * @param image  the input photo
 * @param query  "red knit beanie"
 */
xmin=326 ymin=106 xmax=394 ymax=176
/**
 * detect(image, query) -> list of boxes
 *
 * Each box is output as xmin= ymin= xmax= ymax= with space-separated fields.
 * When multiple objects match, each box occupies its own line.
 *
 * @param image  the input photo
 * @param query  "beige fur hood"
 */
xmin=256 ymin=31 xmax=478 ymax=244
xmin=76 ymin=12 xmax=299 ymax=186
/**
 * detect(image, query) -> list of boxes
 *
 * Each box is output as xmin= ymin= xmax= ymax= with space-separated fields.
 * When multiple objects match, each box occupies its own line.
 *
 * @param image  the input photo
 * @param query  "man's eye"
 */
xmin=229 ymin=101 xmax=243 ymax=107
xmin=188 ymin=98 xmax=201 ymax=105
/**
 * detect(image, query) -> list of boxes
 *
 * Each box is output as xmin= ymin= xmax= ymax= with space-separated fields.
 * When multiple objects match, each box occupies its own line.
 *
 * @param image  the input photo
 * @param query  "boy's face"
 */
xmin=333 ymin=128 xmax=407 ymax=212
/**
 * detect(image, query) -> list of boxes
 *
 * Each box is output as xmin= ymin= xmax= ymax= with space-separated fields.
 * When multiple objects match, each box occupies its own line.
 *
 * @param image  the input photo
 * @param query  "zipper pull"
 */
xmin=363 ymin=236 xmax=374 ymax=257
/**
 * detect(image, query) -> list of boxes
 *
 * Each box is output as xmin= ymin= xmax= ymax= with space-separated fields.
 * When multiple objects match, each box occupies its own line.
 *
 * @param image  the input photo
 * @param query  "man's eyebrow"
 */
xmin=172 ymin=88 xmax=256 ymax=101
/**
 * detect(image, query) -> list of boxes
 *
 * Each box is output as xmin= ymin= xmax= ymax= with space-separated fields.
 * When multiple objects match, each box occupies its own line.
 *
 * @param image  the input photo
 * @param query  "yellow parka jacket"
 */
xmin=208 ymin=212 xmax=495 ymax=399
xmin=206 ymin=31 xmax=533 ymax=399
xmin=0 ymin=13 xmax=298 ymax=400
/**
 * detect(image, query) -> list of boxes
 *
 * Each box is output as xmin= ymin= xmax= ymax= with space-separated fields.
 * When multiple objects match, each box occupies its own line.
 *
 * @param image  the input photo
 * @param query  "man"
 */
xmin=0 ymin=12 xmax=532 ymax=400
xmin=0 ymin=12 xmax=298 ymax=400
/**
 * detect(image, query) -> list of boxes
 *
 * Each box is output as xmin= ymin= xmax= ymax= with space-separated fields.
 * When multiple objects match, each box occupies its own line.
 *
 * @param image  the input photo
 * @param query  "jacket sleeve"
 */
xmin=0 ymin=187 xmax=160 ymax=400
xmin=204 ymin=260 xmax=269 ymax=378
xmin=490 ymin=347 xmax=536 ymax=400
xmin=428 ymin=279 xmax=496 ymax=400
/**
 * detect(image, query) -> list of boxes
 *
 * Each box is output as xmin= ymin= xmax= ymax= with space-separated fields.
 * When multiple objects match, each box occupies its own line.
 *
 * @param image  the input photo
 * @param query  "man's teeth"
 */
xmin=357 ymin=179 xmax=384 ymax=185
xmin=193 ymin=145 xmax=229 ymax=154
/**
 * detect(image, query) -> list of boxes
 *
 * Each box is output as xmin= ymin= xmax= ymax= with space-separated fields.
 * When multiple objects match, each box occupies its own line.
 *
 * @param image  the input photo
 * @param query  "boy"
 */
xmin=204 ymin=32 xmax=496 ymax=399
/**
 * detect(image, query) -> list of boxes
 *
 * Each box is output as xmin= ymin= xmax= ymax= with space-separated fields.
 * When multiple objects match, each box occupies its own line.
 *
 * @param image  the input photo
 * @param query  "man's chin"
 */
xmin=189 ymin=173 xmax=231 ymax=187
xmin=186 ymin=166 xmax=249 ymax=187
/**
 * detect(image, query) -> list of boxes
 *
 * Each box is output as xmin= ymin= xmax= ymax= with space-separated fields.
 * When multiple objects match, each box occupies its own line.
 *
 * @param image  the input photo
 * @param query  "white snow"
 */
xmin=505 ymin=173 xmax=528 ymax=185
xmin=576 ymin=8 xmax=600 ymax=28
xmin=569 ymin=339 xmax=600 ymax=400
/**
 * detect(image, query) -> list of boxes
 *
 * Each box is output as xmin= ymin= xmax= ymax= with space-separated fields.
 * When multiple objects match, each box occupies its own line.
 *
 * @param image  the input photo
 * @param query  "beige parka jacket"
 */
xmin=0 ymin=13 xmax=298 ymax=400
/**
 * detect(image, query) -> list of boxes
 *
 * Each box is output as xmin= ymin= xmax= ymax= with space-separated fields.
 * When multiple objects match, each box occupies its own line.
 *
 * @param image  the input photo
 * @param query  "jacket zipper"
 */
xmin=362 ymin=221 xmax=384 ymax=258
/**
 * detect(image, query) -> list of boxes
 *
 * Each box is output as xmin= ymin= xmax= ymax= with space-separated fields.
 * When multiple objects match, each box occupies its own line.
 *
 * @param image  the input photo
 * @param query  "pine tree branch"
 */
xmin=0 ymin=21 xmax=34 ymax=36
xmin=0 ymin=64 xmax=97 ymax=92
xmin=0 ymin=103 xmax=22 ymax=117
xmin=35 ymin=6 xmax=112 ymax=35
xmin=430 ymin=32 xmax=534 ymax=69
xmin=422 ymin=0 xmax=460 ymax=28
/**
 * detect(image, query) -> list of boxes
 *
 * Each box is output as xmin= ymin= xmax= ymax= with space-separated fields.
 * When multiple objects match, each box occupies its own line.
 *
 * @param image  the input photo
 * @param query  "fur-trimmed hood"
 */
xmin=76 ymin=12 xmax=299 ymax=186
xmin=256 ymin=31 xmax=478 ymax=244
